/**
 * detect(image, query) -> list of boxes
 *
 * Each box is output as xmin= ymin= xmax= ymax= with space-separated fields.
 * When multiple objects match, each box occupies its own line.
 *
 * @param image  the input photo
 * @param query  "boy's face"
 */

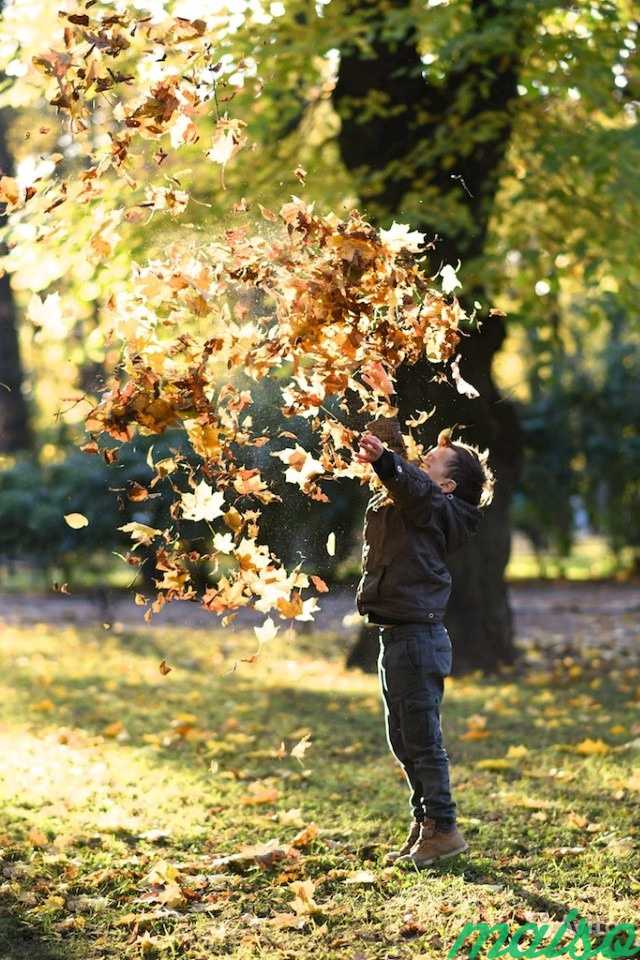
xmin=420 ymin=445 xmax=457 ymax=494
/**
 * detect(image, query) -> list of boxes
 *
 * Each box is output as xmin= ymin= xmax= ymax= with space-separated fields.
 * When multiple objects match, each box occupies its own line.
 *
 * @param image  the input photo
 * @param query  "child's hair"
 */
xmin=437 ymin=428 xmax=495 ymax=509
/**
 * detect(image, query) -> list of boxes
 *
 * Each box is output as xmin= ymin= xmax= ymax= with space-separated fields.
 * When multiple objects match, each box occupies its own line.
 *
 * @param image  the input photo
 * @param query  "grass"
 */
xmin=505 ymin=533 xmax=637 ymax=581
xmin=0 ymin=619 xmax=639 ymax=959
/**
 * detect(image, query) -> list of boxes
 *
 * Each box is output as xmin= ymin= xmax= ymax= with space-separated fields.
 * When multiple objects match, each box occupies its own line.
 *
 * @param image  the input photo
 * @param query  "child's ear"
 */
xmin=442 ymin=477 xmax=457 ymax=493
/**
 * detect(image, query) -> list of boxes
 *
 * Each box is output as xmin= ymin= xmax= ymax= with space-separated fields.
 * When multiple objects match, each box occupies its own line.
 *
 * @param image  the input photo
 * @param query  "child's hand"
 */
xmin=356 ymin=432 xmax=385 ymax=463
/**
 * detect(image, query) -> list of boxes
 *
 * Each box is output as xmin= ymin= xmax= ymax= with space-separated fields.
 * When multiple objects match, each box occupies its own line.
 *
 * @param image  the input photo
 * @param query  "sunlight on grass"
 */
xmin=506 ymin=533 xmax=635 ymax=580
xmin=1 ymin=621 xmax=639 ymax=958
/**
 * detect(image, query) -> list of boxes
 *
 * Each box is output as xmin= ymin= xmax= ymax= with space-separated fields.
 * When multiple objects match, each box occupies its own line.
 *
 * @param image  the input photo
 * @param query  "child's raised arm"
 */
xmin=356 ymin=432 xmax=438 ymax=520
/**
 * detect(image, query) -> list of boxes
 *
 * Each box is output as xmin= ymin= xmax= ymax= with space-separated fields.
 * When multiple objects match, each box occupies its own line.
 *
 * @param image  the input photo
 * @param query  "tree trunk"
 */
xmin=334 ymin=0 xmax=530 ymax=672
xmin=0 ymin=73 xmax=31 ymax=452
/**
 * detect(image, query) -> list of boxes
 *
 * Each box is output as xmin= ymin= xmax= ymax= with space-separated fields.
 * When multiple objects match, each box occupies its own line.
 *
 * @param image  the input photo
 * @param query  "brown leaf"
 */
xmin=127 ymin=481 xmax=149 ymax=502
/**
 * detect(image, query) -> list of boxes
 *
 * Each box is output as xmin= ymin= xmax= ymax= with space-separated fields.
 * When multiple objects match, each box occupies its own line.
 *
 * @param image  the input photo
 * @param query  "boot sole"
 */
xmin=404 ymin=842 xmax=469 ymax=867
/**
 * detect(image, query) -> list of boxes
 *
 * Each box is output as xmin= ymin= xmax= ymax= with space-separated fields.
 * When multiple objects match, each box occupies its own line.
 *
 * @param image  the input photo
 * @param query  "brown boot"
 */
xmin=383 ymin=819 xmax=422 ymax=866
xmin=405 ymin=817 xmax=468 ymax=867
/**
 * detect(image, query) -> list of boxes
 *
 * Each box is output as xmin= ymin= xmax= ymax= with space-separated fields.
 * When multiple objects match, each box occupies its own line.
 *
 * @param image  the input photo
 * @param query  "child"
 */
xmin=355 ymin=405 xmax=494 ymax=868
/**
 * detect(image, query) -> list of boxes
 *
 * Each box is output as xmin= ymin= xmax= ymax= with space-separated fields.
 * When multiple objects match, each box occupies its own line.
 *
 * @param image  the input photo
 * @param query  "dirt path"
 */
xmin=1 ymin=581 xmax=638 ymax=653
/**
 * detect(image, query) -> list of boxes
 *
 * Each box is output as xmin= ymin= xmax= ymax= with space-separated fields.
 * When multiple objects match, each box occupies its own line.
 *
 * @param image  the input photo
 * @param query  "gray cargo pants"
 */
xmin=377 ymin=622 xmax=457 ymax=826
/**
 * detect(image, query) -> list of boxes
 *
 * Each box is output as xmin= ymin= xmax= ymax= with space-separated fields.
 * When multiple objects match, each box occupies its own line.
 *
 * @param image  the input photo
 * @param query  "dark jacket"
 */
xmin=356 ymin=449 xmax=482 ymax=624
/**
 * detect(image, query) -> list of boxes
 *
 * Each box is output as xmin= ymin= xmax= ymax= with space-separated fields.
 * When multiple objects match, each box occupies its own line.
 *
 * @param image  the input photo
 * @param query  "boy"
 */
xmin=355 ymin=406 xmax=494 ymax=868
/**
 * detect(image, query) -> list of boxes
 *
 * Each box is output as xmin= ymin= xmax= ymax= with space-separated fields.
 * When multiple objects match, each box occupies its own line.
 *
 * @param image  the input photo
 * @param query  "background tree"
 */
xmin=0 ymin=1 xmax=637 ymax=670
xmin=0 ymin=0 xmax=30 ymax=453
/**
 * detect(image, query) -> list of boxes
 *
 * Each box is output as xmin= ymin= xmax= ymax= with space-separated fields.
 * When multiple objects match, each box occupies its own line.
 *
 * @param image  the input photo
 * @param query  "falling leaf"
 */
xmin=180 ymin=481 xmax=225 ymax=522
xmin=206 ymin=118 xmax=246 ymax=169
xmin=310 ymin=575 xmax=329 ymax=593
xmin=294 ymin=165 xmax=307 ymax=184
xmin=326 ymin=532 xmax=336 ymax=556
xmin=159 ymin=659 xmax=172 ymax=676
xmin=28 ymin=291 xmax=66 ymax=338
xmin=379 ymin=221 xmax=425 ymax=254
xmin=254 ymin=617 xmax=279 ymax=645
xmin=290 ymin=733 xmax=312 ymax=764
xmin=361 ymin=360 xmax=395 ymax=397
xmin=439 ymin=261 xmax=462 ymax=294
xmin=127 ymin=481 xmax=149 ymax=502
xmin=213 ymin=532 xmax=235 ymax=554
xmin=406 ymin=408 xmax=436 ymax=427
xmin=64 ymin=512 xmax=89 ymax=529
xmin=450 ymin=354 xmax=480 ymax=399
xmin=271 ymin=445 xmax=325 ymax=491
xmin=118 ymin=522 xmax=162 ymax=546
xmin=0 ymin=175 xmax=25 ymax=207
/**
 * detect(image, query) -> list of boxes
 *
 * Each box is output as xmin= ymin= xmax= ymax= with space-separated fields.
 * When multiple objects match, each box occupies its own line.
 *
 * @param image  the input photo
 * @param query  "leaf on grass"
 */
xmin=241 ymin=781 xmax=280 ymax=805
xmin=290 ymin=822 xmax=319 ymax=849
xmin=575 ymin=738 xmax=610 ymax=756
xmin=270 ymin=912 xmax=308 ymax=929
xmin=159 ymin=659 xmax=172 ymax=676
xmin=67 ymin=895 xmax=110 ymax=913
xmin=211 ymin=838 xmax=298 ymax=871
xmin=103 ymin=721 xmax=125 ymax=738
xmin=344 ymin=869 xmax=376 ymax=885
xmin=543 ymin=846 xmax=585 ymax=858
xmin=28 ymin=827 xmax=49 ymax=848
xmin=627 ymin=772 xmax=640 ymax=791
xmin=475 ymin=758 xmax=512 ymax=771
xmin=289 ymin=879 xmax=319 ymax=915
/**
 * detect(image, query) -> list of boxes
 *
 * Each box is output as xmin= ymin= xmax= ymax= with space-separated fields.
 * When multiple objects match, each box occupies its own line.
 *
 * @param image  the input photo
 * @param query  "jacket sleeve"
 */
xmin=371 ymin=449 xmax=439 ymax=520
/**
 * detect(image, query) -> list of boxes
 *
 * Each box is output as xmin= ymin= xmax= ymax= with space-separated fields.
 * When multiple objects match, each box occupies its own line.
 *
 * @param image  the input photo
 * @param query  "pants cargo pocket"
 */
xmin=400 ymin=686 xmax=443 ymax=760
xmin=405 ymin=625 xmax=452 ymax=677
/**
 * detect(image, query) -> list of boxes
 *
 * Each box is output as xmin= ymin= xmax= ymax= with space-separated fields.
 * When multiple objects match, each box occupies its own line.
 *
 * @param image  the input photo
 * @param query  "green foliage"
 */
xmin=513 ymin=294 xmax=640 ymax=568
xmin=0 ymin=441 xmax=176 ymax=572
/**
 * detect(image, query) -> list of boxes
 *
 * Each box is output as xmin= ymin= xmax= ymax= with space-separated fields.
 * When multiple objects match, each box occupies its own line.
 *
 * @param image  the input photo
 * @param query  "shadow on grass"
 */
xmin=0 ymin=907 xmax=71 ymax=960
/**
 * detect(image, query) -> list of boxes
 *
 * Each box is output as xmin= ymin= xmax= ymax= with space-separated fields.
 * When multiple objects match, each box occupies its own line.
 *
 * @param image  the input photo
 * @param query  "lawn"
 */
xmin=0 ymin=618 xmax=639 ymax=959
